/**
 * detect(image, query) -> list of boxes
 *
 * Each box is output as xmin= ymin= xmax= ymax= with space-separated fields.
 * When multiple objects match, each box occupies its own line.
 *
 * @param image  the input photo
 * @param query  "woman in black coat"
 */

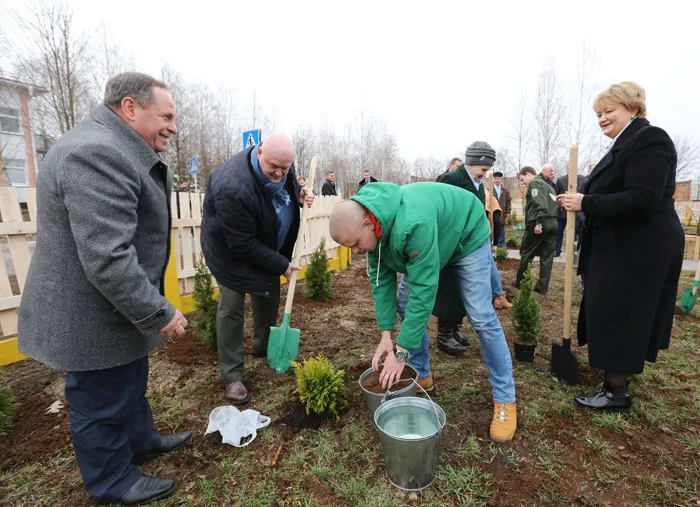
xmin=559 ymin=81 xmax=684 ymax=411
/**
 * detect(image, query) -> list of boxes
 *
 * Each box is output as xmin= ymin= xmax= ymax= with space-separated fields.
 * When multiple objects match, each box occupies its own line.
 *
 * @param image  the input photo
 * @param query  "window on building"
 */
xmin=3 ymin=158 xmax=27 ymax=186
xmin=0 ymin=107 xmax=21 ymax=134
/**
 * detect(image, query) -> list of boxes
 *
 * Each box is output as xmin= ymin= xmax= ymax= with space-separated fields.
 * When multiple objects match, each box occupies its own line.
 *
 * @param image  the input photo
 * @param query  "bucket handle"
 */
xmin=380 ymin=377 xmax=443 ymax=436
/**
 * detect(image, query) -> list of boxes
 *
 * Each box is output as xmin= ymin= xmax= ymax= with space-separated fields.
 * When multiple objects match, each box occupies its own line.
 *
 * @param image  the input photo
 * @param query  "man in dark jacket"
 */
xmin=201 ymin=134 xmax=314 ymax=405
xmin=18 ymin=72 xmax=190 ymax=505
xmin=321 ymin=171 xmax=337 ymax=196
xmin=358 ymin=170 xmax=378 ymax=188
xmin=436 ymin=157 xmax=463 ymax=181
xmin=493 ymin=171 xmax=511 ymax=247
xmin=515 ymin=166 xmax=559 ymax=293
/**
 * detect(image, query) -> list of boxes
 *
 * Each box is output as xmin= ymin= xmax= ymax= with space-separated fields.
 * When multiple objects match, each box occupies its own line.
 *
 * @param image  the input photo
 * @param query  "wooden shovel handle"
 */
xmin=563 ymin=146 xmax=578 ymax=341
xmin=283 ymin=156 xmax=318 ymax=315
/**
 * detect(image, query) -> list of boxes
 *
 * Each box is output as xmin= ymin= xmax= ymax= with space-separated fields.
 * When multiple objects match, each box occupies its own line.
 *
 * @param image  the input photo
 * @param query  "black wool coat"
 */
xmin=577 ymin=118 xmax=684 ymax=373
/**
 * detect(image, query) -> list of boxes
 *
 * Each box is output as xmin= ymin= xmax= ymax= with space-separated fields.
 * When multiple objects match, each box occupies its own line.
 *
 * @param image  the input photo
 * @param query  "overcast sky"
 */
xmin=2 ymin=0 xmax=698 ymax=163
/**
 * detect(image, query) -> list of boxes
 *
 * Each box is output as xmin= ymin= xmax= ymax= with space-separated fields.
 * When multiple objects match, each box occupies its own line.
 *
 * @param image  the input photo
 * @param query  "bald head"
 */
xmin=330 ymin=200 xmax=378 ymax=254
xmin=257 ymin=133 xmax=295 ymax=183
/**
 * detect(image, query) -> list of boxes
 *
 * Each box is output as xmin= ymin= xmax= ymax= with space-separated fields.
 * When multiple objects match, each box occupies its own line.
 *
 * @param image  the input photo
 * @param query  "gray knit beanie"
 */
xmin=464 ymin=141 xmax=496 ymax=167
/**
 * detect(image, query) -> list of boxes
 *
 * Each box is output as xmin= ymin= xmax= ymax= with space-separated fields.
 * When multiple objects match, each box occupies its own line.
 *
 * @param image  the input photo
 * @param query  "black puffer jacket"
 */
xmin=201 ymin=146 xmax=300 ymax=297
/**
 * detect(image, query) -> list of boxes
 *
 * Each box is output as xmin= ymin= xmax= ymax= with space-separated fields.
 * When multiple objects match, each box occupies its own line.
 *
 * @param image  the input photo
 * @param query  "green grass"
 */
xmin=4 ymin=261 xmax=700 ymax=507
xmin=590 ymin=412 xmax=632 ymax=433
xmin=437 ymin=465 xmax=494 ymax=505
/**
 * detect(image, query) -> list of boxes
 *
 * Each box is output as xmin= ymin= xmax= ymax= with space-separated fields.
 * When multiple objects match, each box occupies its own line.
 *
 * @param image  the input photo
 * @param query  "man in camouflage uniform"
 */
xmin=514 ymin=166 xmax=559 ymax=294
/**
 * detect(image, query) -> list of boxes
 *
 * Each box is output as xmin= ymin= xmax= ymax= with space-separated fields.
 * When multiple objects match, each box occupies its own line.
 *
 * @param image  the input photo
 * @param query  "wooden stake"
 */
xmin=271 ymin=443 xmax=284 ymax=466
xmin=488 ymin=171 xmax=495 ymax=243
xmin=563 ymin=146 xmax=578 ymax=342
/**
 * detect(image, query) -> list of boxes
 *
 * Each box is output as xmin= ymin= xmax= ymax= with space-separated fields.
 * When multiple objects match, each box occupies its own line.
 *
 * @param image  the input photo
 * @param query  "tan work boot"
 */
xmin=490 ymin=402 xmax=517 ymax=442
xmin=493 ymin=295 xmax=513 ymax=309
xmin=416 ymin=374 xmax=434 ymax=392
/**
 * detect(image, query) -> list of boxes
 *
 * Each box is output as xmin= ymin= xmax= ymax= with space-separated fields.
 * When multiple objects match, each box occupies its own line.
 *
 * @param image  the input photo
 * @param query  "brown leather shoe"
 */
xmin=224 ymin=381 xmax=250 ymax=405
xmin=493 ymin=295 xmax=513 ymax=309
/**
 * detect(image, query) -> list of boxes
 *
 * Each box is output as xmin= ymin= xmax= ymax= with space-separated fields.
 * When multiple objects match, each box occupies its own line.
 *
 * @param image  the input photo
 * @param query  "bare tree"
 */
xmin=292 ymin=124 xmax=315 ymax=177
xmin=493 ymin=148 xmax=515 ymax=178
xmin=509 ymin=90 xmax=529 ymax=170
xmin=11 ymin=0 xmax=94 ymax=136
xmin=567 ymin=41 xmax=600 ymax=172
xmin=674 ymin=136 xmax=700 ymax=180
xmin=533 ymin=60 xmax=565 ymax=169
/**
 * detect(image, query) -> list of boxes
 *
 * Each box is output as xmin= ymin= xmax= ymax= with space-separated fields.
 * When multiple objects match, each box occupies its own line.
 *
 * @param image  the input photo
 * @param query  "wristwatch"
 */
xmin=395 ymin=350 xmax=408 ymax=362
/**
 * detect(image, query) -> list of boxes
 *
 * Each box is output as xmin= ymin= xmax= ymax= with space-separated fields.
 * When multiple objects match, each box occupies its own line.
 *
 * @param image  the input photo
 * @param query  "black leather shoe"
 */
xmin=115 ymin=475 xmax=175 ymax=505
xmin=574 ymin=384 xmax=631 ymax=412
xmin=437 ymin=332 xmax=468 ymax=356
xmin=132 ymin=432 xmax=192 ymax=465
xmin=452 ymin=329 xmax=471 ymax=347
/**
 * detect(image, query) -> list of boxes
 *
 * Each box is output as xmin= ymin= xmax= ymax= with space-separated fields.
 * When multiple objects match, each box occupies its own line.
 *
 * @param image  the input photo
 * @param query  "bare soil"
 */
xmin=360 ymin=366 xmax=417 ymax=394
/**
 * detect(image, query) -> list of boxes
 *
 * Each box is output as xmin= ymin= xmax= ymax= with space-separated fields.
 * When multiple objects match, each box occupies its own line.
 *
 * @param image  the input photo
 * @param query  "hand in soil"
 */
xmin=372 ymin=332 xmax=394 ymax=371
xmin=379 ymin=354 xmax=406 ymax=390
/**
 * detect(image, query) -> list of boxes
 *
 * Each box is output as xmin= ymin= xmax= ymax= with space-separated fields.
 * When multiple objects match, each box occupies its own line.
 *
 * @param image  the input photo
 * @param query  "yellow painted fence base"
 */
xmin=0 ymin=246 xmax=352 ymax=367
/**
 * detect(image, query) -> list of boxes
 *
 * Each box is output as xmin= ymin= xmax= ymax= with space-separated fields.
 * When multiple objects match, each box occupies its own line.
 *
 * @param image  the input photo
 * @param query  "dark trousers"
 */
xmin=516 ymin=219 xmax=558 ymax=293
xmin=65 ymin=356 xmax=159 ymax=501
xmin=217 ymin=281 xmax=281 ymax=384
xmin=492 ymin=211 xmax=502 ymax=248
xmin=555 ymin=216 xmax=567 ymax=255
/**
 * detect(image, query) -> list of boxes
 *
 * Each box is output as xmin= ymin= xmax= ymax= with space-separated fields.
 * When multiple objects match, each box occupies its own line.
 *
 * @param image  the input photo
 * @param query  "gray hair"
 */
xmin=103 ymin=72 xmax=168 ymax=109
xmin=542 ymin=163 xmax=555 ymax=171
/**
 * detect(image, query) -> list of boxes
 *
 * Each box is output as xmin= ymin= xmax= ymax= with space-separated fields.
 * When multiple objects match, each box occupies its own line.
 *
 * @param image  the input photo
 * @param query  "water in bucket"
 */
xmin=377 ymin=404 xmax=441 ymax=440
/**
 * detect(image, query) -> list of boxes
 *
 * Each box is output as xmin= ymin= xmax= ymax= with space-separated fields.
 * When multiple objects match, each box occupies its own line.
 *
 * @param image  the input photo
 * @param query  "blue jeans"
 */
xmin=399 ymin=240 xmax=516 ymax=403
xmin=498 ymin=223 xmax=506 ymax=247
xmin=397 ymin=274 xmax=431 ymax=380
xmin=490 ymin=254 xmax=503 ymax=298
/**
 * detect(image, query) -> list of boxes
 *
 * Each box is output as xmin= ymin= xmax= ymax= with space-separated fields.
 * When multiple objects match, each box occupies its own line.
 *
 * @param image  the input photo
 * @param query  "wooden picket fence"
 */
xmin=0 ymin=188 xmax=350 ymax=366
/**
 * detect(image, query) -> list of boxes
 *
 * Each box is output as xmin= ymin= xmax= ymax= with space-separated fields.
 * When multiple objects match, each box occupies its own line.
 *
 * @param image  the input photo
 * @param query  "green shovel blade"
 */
xmin=680 ymin=281 xmax=699 ymax=313
xmin=267 ymin=313 xmax=300 ymax=374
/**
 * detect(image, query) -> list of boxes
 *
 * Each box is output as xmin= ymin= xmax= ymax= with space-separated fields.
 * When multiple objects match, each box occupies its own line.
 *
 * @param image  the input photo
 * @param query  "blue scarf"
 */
xmin=251 ymin=147 xmax=294 ymax=251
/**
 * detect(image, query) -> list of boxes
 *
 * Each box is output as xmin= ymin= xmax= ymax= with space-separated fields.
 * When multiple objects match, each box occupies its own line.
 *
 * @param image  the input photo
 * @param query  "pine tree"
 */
xmin=192 ymin=260 xmax=218 ymax=349
xmin=305 ymin=239 xmax=333 ymax=301
xmin=511 ymin=265 xmax=541 ymax=343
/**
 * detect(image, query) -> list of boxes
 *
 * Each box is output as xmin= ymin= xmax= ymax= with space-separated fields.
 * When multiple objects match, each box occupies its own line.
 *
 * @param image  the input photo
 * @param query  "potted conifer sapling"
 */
xmin=510 ymin=265 xmax=541 ymax=362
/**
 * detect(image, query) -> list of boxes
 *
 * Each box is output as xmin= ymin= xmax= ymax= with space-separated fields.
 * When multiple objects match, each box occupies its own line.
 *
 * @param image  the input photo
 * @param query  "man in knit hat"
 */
xmin=439 ymin=141 xmax=512 ymax=310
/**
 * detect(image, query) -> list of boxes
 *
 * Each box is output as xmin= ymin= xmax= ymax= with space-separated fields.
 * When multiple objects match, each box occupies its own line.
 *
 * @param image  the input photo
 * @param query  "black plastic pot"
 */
xmin=514 ymin=342 xmax=536 ymax=362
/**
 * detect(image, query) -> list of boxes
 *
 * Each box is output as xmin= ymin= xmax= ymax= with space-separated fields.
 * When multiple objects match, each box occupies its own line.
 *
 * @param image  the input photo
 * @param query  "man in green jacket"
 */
xmin=329 ymin=182 xmax=517 ymax=442
xmin=515 ymin=166 xmax=559 ymax=294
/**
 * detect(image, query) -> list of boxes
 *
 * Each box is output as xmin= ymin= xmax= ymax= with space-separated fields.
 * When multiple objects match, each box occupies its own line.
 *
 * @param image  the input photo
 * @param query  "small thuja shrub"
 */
xmin=0 ymin=384 xmax=13 ymax=437
xmin=496 ymin=247 xmax=508 ymax=262
xmin=506 ymin=211 xmax=518 ymax=225
xmin=292 ymin=354 xmax=344 ymax=419
xmin=305 ymin=238 xmax=332 ymax=301
xmin=192 ymin=260 xmax=218 ymax=349
xmin=511 ymin=264 xmax=541 ymax=344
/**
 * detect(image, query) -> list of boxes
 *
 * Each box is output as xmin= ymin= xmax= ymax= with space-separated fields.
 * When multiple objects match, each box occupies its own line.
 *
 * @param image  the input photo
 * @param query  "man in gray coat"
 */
xmin=18 ymin=72 xmax=190 ymax=506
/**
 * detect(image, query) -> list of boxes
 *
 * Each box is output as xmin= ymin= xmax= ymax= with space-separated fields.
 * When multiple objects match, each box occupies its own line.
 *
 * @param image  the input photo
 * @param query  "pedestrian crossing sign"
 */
xmin=242 ymin=129 xmax=261 ymax=149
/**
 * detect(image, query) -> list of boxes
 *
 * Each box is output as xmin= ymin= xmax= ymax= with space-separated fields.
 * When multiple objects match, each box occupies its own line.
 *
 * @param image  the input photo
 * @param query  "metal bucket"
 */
xmin=358 ymin=366 xmax=417 ymax=422
xmin=373 ymin=394 xmax=446 ymax=491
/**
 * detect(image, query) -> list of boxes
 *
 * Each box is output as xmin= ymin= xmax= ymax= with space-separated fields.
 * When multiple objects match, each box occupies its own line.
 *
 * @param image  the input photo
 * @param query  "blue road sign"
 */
xmin=242 ymin=129 xmax=261 ymax=149
xmin=189 ymin=157 xmax=199 ymax=175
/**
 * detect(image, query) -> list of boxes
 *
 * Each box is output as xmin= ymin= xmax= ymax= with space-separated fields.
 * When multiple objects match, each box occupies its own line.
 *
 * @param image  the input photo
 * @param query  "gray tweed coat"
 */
xmin=18 ymin=105 xmax=176 ymax=371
